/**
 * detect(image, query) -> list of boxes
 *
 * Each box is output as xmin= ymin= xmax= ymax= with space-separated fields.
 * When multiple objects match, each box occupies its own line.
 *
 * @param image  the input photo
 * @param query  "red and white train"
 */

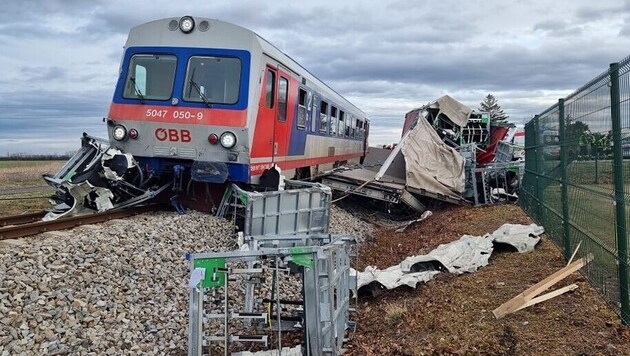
xmin=106 ymin=16 xmax=369 ymax=192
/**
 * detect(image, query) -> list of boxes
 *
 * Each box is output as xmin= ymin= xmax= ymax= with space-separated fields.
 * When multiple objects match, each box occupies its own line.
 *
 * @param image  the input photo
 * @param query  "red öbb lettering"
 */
xmin=154 ymin=128 xmax=192 ymax=142
xmin=180 ymin=129 xmax=191 ymax=142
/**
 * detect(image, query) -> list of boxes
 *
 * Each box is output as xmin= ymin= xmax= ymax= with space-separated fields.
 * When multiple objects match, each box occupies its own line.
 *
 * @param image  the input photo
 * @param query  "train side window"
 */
xmin=320 ymin=101 xmax=329 ymax=135
xmin=311 ymin=99 xmax=318 ymax=132
xmin=266 ymin=70 xmax=275 ymax=108
xmin=344 ymin=113 xmax=350 ymax=137
xmin=278 ymin=77 xmax=288 ymax=122
xmin=357 ymin=119 xmax=363 ymax=140
xmin=297 ymin=89 xmax=307 ymax=129
xmin=330 ymin=106 xmax=338 ymax=136
xmin=339 ymin=111 xmax=345 ymax=138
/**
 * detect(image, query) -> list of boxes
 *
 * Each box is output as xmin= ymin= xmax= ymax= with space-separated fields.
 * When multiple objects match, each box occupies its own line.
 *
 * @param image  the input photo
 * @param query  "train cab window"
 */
xmin=330 ymin=106 xmax=338 ymax=136
xmin=320 ymin=101 xmax=329 ymax=134
xmin=297 ymin=89 xmax=307 ymax=129
xmin=123 ymin=54 xmax=177 ymax=100
xmin=278 ymin=77 xmax=288 ymax=122
xmin=183 ymin=56 xmax=241 ymax=105
xmin=265 ymin=70 xmax=275 ymax=108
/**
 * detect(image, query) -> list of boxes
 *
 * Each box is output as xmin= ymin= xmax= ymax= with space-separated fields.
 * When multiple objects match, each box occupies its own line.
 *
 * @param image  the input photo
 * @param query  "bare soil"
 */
xmin=347 ymin=203 xmax=630 ymax=355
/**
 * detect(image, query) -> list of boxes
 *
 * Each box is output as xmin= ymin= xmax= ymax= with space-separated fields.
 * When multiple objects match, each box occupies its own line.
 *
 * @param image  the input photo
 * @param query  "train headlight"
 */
xmin=128 ymin=128 xmax=139 ymax=139
xmin=179 ymin=16 xmax=195 ymax=33
xmin=220 ymin=132 xmax=236 ymax=149
xmin=112 ymin=125 xmax=127 ymax=141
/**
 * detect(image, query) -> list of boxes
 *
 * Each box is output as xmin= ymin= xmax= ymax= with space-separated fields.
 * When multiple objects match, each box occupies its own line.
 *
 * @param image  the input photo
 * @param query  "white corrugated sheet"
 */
xmin=355 ymin=223 xmax=544 ymax=295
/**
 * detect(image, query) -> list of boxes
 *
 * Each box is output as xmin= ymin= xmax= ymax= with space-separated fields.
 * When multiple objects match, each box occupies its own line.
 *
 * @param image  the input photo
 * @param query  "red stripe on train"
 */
xmin=108 ymin=103 xmax=247 ymax=126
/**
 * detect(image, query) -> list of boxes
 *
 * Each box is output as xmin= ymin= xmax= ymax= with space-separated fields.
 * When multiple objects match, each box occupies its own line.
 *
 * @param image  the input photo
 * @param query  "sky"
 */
xmin=1 ymin=0 xmax=630 ymax=155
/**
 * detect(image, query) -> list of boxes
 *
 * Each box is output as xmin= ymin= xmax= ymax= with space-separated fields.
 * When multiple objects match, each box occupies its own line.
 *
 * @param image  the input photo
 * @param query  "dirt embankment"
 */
xmin=348 ymin=203 xmax=630 ymax=355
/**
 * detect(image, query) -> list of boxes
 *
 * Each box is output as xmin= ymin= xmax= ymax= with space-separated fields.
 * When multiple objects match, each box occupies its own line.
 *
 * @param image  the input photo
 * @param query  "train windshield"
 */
xmin=123 ymin=54 xmax=177 ymax=101
xmin=183 ymin=56 xmax=241 ymax=105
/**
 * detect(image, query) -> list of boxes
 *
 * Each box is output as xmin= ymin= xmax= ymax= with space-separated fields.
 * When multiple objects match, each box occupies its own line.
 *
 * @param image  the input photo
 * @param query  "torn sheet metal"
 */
xmin=355 ymin=223 xmax=544 ymax=295
xmin=43 ymin=181 xmax=114 ymax=221
xmin=357 ymin=265 xmax=440 ymax=291
xmin=401 ymin=235 xmax=494 ymax=275
xmin=490 ymin=223 xmax=544 ymax=253
xmin=102 ymin=148 xmax=135 ymax=181
xmin=395 ymin=210 xmax=433 ymax=233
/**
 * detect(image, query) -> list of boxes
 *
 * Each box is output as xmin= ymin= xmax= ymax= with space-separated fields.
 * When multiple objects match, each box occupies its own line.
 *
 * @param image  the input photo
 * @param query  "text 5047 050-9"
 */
xmin=145 ymin=109 xmax=204 ymax=120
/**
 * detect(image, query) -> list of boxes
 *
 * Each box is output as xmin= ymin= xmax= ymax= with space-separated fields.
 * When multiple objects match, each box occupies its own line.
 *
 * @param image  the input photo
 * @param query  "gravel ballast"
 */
xmin=0 ymin=206 xmax=371 ymax=355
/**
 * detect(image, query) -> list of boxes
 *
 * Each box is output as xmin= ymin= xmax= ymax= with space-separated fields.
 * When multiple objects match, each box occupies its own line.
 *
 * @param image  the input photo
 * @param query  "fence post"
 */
xmin=558 ymin=99 xmax=571 ymax=260
xmin=533 ymin=115 xmax=542 ymax=222
xmin=610 ymin=62 xmax=630 ymax=325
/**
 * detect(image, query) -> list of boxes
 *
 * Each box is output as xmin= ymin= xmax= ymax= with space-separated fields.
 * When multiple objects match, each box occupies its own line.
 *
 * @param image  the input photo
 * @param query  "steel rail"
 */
xmin=0 ymin=205 xmax=158 ymax=240
xmin=0 ymin=211 xmax=47 ymax=227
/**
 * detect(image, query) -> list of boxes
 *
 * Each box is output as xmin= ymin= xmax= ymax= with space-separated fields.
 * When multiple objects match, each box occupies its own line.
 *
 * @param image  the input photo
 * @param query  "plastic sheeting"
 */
xmin=435 ymin=95 xmax=472 ymax=127
xmin=355 ymin=223 xmax=544 ymax=295
xmin=401 ymin=116 xmax=466 ymax=200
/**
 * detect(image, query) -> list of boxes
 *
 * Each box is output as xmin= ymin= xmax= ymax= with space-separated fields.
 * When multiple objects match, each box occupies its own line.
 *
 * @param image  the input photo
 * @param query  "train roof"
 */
xmin=125 ymin=16 xmax=368 ymax=120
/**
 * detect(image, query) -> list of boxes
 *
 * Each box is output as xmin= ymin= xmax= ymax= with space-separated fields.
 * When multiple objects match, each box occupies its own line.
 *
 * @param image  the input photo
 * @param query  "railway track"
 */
xmin=0 ymin=205 xmax=158 ymax=240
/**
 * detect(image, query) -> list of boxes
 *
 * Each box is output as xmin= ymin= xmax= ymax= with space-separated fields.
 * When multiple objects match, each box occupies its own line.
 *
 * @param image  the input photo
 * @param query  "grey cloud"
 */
xmin=18 ymin=66 xmax=67 ymax=81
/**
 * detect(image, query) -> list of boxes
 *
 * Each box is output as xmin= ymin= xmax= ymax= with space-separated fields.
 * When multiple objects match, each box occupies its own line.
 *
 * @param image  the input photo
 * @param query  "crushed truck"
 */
xmin=322 ymin=95 xmax=524 ymax=212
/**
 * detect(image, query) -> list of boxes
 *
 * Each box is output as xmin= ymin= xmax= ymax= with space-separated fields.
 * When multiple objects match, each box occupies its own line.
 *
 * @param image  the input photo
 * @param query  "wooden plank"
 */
xmin=493 ymin=253 xmax=592 ymax=319
xmin=513 ymin=284 xmax=578 ymax=313
xmin=567 ymin=241 xmax=582 ymax=266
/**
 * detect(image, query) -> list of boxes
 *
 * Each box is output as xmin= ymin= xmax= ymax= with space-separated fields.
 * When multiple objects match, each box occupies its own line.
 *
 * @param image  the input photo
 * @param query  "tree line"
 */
xmin=0 ymin=152 xmax=73 ymax=161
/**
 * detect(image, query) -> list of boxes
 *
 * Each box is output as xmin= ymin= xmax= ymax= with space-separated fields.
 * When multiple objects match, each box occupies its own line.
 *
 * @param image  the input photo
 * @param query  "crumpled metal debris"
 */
xmin=354 ymin=223 xmax=544 ymax=296
xmin=43 ymin=134 xmax=171 ymax=220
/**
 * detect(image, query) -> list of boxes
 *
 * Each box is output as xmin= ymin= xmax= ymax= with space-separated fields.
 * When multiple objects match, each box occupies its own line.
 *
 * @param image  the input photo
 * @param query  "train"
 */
xmin=44 ymin=16 xmax=369 ymax=217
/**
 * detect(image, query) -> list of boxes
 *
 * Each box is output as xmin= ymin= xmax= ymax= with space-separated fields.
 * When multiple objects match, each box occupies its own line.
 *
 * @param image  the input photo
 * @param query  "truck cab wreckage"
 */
xmin=323 ymin=95 xmax=524 ymax=212
xmin=42 ymin=134 xmax=173 ymax=220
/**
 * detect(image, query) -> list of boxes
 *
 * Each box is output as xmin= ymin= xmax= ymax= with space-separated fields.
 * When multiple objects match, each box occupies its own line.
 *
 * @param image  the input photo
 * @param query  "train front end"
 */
xmin=109 ymin=16 xmax=252 ymax=188
xmin=43 ymin=17 xmax=255 ymax=218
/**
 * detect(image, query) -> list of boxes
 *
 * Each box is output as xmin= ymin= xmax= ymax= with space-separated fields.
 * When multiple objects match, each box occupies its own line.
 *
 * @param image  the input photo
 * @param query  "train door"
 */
xmin=254 ymin=66 xmax=290 ymax=162
xmin=253 ymin=67 xmax=278 ymax=166
xmin=272 ymin=68 xmax=291 ymax=166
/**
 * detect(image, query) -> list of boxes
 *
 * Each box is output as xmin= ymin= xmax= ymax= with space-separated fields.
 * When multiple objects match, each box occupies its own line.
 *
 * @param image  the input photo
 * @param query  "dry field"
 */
xmin=0 ymin=161 xmax=63 ymax=216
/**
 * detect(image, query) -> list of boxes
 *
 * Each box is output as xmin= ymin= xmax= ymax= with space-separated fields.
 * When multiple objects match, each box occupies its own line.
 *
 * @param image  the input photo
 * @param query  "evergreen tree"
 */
xmin=479 ymin=94 xmax=509 ymax=124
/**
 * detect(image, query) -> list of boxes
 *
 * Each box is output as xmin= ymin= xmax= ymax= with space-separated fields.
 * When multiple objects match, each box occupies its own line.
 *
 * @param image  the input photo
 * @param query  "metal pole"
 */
xmin=558 ymin=99 xmax=571 ymax=260
xmin=533 ymin=115 xmax=543 ymax=222
xmin=610 ymin=62 xmax=630 ymax=325
xmin=275 ymin=256 xmax=282 ymax=353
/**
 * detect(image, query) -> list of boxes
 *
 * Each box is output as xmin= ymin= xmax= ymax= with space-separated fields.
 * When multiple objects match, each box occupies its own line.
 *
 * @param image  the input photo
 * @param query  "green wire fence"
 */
xmin=520 ymin=57 xmax=630 ymax=324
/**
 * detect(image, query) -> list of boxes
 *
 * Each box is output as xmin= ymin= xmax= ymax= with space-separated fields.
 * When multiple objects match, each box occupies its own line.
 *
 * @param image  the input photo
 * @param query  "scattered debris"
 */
xmin=322 ymin=95 xmax=525 ymax=214
xmin=394 ymin=210 xmax=433 ymax=233
xmin=493 ymin=253 xmax=593 ymax=319
xmin=355 ymin=223 xmax=544 ymax=296
xmin=43 ymin=134 xmax=171 ymax=220
xmin=490 ymin=223 xmax=544 ymax=253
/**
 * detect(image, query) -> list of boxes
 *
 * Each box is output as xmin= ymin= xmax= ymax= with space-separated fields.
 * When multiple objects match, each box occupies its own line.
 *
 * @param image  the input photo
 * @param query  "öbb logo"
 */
xmin=155 ymin=128 xmax=191 ymax=142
